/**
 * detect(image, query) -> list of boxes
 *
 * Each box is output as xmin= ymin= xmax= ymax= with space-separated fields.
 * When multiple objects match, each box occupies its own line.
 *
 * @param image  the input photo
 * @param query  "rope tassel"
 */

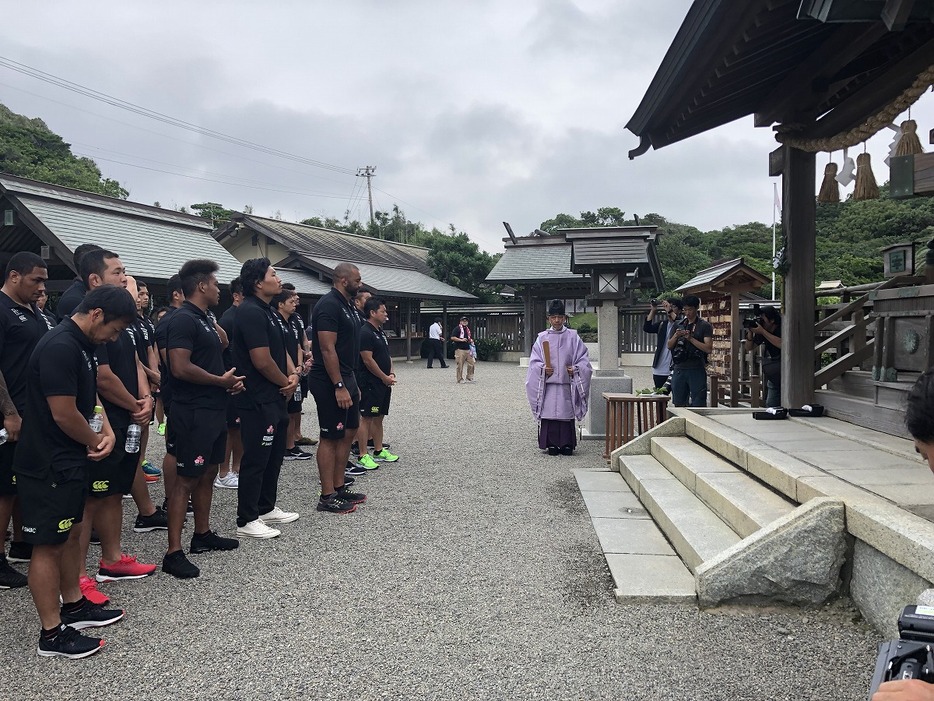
xmin=854 ymin=152 xmax=879 ymax=200
xmin=894 ymin=119 xmax=924 ymax=156
xmin=818 ymin=161 xmax=840 ymax=203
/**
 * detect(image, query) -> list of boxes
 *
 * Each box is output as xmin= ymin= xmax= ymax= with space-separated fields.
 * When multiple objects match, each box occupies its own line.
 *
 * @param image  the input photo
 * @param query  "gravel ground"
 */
xmin=1 ymin=361 xmax=882 ymax=700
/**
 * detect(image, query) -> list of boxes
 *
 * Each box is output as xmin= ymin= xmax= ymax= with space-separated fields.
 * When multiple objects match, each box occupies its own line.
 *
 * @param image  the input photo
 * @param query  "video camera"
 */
xmin=868 ymin=605 xmax=934 ymax=698
xmin=742 ymin=304 xmax=762 ymax=330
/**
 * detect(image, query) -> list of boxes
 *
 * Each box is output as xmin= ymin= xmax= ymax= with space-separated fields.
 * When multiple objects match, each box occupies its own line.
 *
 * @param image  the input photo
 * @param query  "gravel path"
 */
xmin=2 ymin=361 xmax=881 ymax=700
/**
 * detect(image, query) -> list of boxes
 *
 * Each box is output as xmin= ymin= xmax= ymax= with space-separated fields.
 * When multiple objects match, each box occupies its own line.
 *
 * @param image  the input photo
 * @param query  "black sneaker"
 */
xmin=162 ymin=550 xmax=200 ymax=579
xmin=133 ymin=506 xmax=168 ymax=532
xmin=190 ymin=530 xmax=240 ymax=554
xmin=37 ymin=624 xmax=104 ymax=659
xmin=316 ymin=496 xmax=356 ymax=514
xmin=345 ymin=462 xmax=366 ymax=476
xmin=343 ymin=476 xmax=356 ymax=487
xmin=350 ymin=441 xmax=360 ymax=456
xmin=284 ymin=446 xmax=313 ymax=461
xmin=367 ymin=439 xmax=390 ymax=449
xmin=0 ymin=554 xmax=27 ymax=589
xmin=336 ymin=487 xmax=367 ymax=505
xmin=8 ymin=540 xmax=32 ymax=563
xmin=60 ymin=599 xmax=125 ymax=630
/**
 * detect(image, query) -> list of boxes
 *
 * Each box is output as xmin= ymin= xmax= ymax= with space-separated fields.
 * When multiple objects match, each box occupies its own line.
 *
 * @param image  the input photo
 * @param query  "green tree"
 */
xmin=190 ymin=202 xmax=236 ymax=225
xmin=427 ymin=231 xmax=498 ymax=300
xmin=0 ymin=103 xmax=128 ymax=198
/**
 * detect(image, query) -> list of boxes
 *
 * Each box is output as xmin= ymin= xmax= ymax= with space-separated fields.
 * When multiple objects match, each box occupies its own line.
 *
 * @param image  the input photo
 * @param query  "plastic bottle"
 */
xmin=0 ymin=428 xmax=7 ymax=446
xmin=88 ymin=405 xmax=104 ymax=433
xmin=125 ymin=423 xmax=141 ymax=453
xmin=293 ymin=386 xmax=302 ymax=402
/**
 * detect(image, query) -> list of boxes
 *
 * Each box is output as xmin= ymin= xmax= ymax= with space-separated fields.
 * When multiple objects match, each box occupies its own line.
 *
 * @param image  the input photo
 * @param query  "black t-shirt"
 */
xmin=309 ymin=289 xmax=359 ymax=380
xmin=56 ymin=278 xmax=87 ymax=321
xmin=155 ymin=307 xmax=179 ymax=406
xmin=359 ymin=322 xmax=391 ymax=381
xmin=165 ymin=301 xmax=226 ymax=410
xmin=232 ymin=295 xmax=288 ymax=406
xmin=281 ymin=312 xmax=303 ymax=364
xmin=95 ymin=326 xmax=139 ymax=428
xmin=672 ymin=317 xmax=714 ymax=369
xmin=752 ymin=325 xmax=782 ymax=360
xmin=132 ymin=315 xmax=156 ymax=367
xmin=13 ymin=318 xmax=99 ymax=477
xmin=218 ymin=305 xmax=237 ymax=371
xmin=0 ymin=291 xmax=54 ymax=413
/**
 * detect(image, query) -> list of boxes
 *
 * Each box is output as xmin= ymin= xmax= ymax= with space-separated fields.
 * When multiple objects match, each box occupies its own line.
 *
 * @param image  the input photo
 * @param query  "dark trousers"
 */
xmin=237 ymin=400 xmax=289 ymax=526
xmin=426 ymin=339 xmax=447 ymax=367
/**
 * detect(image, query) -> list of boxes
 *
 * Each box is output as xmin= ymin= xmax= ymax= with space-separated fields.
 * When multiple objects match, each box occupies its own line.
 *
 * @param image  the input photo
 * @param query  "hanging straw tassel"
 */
xmin=854 ymin=152 xmax=879 ymax=200
xmin=894 ymin=119 xmax=924 ymax=156
xmin=818 ymin=161 xmax=840 ymax=203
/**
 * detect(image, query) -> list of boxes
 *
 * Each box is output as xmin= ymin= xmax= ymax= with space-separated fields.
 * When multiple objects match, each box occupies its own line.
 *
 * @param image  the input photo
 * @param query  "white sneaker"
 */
xmin=214 ymin=472 xmax=239 ymax=489
xmin=259 ymin=506 xmax=299 ymax=524
xmin=236 ymin=519 xmax=280 ymax=539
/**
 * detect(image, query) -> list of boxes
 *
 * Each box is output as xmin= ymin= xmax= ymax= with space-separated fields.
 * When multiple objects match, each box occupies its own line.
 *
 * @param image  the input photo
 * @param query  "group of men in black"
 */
xmin=0 ymin=248 xmax=396 ymax=659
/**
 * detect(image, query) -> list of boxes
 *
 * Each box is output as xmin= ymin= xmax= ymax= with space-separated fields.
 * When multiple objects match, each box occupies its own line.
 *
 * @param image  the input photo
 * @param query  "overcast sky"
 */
xmin=1 ymin=1 xmax=931 ymax=253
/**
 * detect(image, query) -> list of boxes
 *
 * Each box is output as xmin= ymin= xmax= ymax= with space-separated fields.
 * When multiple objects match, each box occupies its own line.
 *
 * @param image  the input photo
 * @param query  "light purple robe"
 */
xmin=525 ymin=327 xmax=593 ymax=421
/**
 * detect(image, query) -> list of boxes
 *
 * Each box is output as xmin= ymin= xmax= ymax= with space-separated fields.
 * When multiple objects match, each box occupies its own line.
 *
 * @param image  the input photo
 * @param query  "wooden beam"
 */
xmin=782 ymin=145 xmax=817 ymax=407
xmin=881 ymin=0 xmax=917 ymax=31
xmin=805 ymin=36 xmax=934 ymax=139
xmin=754 ymin=24 xmax=887 ymax=127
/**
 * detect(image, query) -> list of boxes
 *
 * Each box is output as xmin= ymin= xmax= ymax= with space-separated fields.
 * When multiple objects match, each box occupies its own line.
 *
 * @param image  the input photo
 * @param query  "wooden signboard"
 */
xmin=890 ymin=153 xmax=934 ymax=199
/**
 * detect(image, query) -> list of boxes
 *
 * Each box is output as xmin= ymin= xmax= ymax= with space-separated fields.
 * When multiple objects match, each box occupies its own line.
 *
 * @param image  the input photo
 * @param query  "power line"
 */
xmin=0 ymin=56 xmax=357 ymax=176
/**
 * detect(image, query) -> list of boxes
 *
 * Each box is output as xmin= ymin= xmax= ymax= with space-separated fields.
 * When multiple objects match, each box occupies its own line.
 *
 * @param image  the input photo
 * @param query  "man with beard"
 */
xmin=231 ymin=258 xmax=300 ymax=538
xmin=308 ymin=263 xmax=367 ymax=514
xmin=0 ymin=252 xmax=54 ymax=586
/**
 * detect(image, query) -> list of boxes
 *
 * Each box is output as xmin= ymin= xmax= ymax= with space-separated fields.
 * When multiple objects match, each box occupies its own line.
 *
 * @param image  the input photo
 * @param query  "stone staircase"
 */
xmin=577 ymin=412 xmax=848 ymax=607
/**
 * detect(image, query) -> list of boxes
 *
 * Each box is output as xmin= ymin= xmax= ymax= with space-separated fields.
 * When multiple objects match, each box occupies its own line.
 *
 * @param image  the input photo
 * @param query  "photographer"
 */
xmin=666 ymin=295 xmax=713 ymax=407
xmin=869 ymin=370 xmax=934 ymax=701
xmin=743 ymin=306 xmax=782 ymax=408
xmin=644 ymin=297 xmax=683 ymax=390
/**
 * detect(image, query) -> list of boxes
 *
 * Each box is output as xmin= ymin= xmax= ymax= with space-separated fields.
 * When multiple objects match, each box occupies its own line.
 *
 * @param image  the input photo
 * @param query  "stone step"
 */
xmin=650 ymin=436 xmax=796 ymax=538
xmin=618 ymin=454 xmax=740 ymax=572
xmin=573 ymin=469 xmax=696 ymax=603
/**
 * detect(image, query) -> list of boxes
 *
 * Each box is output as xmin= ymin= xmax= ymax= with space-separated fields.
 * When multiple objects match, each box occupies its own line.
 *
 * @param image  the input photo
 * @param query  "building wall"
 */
xmin=224 ymin=234 xmax=289 ymax=266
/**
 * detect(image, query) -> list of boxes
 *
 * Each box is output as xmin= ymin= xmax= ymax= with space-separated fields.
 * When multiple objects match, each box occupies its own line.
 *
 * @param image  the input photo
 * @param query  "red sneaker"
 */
xmin=95 ymin=554 xmax=157 ymax=582
xmin=79 ymin=575 xmax=110 ymax=605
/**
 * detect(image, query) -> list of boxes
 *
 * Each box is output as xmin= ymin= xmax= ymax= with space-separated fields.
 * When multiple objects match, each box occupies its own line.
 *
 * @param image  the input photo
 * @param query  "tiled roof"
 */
xmin=486 ymin=244 xmax=587 ymax=284
xmin=303 ymin=256 xmax=476 ymax=301
xmin=230 ymin=215 xmax=433 ymax=274
xmin=275 ymin=267 xmax=332 ymax=297
xmin=677 ymin=258 xmax=769 ymax=293
xmin=0 ymin=174 xmax=242 ymax=283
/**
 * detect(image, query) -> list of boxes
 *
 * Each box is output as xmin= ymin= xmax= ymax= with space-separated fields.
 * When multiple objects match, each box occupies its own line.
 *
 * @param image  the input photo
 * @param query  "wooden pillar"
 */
xmin=730 ymin=290 xmax=739 ymax=407
xmin=522 ymin=287 xmax=534 ymax=354
xmin=442 ymin=302 xmax=449 ymax=359
xmin=405 ymin=298 xmax=412 ymax=361
xmin=781 ymin=145 xmax=816 ymax=407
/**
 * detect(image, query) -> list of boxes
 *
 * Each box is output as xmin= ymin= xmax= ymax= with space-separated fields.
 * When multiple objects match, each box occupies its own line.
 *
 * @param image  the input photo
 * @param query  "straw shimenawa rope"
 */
xmin=775 ymin=64 xmax=934 ymax=152
xmin=817 ymin=161 xmax=840 ymax=202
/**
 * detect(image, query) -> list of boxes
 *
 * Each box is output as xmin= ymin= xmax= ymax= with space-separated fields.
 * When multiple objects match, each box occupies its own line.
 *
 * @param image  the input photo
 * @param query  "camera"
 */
xmin=868 ymin=605 xmax=934 ymax=697
xmin=650 ymin=299 xmax=659 ymax=306
xmin=742 ymin=304 xmax=762 ymax=330
xmin=670 ymin=319 xmax=699 ymax=364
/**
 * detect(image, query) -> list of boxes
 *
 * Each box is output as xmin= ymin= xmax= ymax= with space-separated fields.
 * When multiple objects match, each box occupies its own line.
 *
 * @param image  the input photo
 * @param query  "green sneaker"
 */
xmin=373 ymin=448 xmax=399 ymax=463
xmin=157 ymin=421 xmax=167 ymax=436
xmin=358 ymin=454 xmax=380 ymax=470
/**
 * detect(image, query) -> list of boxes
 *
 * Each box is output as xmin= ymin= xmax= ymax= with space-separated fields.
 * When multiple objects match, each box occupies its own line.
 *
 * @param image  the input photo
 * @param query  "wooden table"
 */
xmin=603 ymin=393 xmax=670 ymax=458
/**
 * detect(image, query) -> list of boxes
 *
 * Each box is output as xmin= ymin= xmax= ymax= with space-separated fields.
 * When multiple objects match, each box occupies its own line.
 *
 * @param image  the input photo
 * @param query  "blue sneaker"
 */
xmin=142 ymin=460 xmax=162 ymax=482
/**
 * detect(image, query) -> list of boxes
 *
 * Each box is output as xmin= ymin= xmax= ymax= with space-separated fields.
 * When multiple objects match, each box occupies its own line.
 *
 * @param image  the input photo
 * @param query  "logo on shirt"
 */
xmin=11 ymin=307 xmax=28 ymax=323
xmin=80 ymin=350 xmax=94 ymax=371
xmin=261 ymin=424 xmax=275 ymax=447
xmin=91 ymin=480 xmax=109 ymax=493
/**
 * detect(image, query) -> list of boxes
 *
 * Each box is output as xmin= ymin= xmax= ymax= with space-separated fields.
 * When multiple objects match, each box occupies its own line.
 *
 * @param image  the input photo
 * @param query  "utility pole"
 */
xmin=356 ymin=165 xmax=376 ymax=229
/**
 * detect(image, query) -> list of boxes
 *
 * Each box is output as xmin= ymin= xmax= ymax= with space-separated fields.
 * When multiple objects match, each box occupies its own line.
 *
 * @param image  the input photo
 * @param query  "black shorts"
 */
xmin=359 ymin=380 xmax=391 ymax=417
xmin=171 ymin=404 xmax=226 ymax=478
xmin=17 ymin=466 xmax=86 ymax=545
xmin=226 ymin=395 xmax=241 ymax=429
xmin=0 ymin=441 xmax=17 ymax=496
xmin=308 ymin=373 xmax=359 ymax=440
xmin=87 ymin=425 xmax=138 ymax=498
xmin=165 ymin=413 xmax=178 ymax=456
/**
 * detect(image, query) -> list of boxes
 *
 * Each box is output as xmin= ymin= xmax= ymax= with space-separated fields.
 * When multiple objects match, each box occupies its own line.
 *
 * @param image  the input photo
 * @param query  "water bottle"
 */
xmin=88 ymin=405 xmax=104 ymax=433
xmin=125 ymin=423 xmax=141 ymax=453
xmin=293 ymin=386 xmax=302 ymax=402
xmin=0 ymin=428 xmax=7 ymax=446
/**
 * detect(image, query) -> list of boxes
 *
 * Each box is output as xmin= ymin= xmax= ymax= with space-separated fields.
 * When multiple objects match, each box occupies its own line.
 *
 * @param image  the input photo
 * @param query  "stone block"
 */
xmin=696 ymin=497 xmax=846 ymax=607
xmin=850 ymin=539 xmax=934 ymax=637
xmin=586 ymin=374 xmax=633 ymax=437
xmin=609 ymin=554 xmax=697 ymax=604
